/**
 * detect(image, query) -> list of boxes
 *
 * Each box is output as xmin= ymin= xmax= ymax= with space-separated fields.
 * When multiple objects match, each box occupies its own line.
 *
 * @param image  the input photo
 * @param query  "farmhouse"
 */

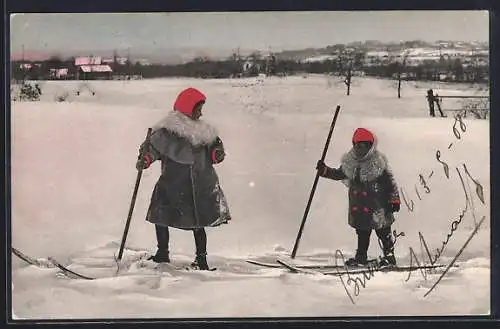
xmin=74 ymin=56 xmax=113 ymax=80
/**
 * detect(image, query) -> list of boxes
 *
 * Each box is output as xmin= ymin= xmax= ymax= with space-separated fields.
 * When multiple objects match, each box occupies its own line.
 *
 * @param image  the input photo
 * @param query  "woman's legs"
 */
xmin=149 ymin=225 xmax=170 ymax=263
xmin=149 ymin=225 xmax=211 ymax=269
xmin=192 ymin=228 xmax=209 ymax=270
xmin=193 ymin=228 xmax=207 ymax=255
xmin=156 ymin=225 xmax=170 ymax=250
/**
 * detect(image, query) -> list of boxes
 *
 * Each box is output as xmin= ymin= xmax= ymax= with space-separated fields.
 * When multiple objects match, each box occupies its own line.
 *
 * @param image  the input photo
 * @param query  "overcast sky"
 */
xmin=10 ymin=11 xmax=489 ymax=58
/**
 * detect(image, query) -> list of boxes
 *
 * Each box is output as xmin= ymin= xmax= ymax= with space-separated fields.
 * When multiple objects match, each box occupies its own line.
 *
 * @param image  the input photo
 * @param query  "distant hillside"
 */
xmin=11 ymin=40 xmax=489 ymax=65
xmin=273 ymin=40 xmax=489 ymax=61
xmin=10 ymin=46 xmax=260 ymax=65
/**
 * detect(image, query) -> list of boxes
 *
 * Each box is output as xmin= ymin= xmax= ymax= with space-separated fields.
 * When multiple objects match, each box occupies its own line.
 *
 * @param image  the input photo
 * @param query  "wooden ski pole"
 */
xmin=117 ymin=128 xmax=153 ymax=261
xmin=291 ymin=105 xmax=341 ymax=259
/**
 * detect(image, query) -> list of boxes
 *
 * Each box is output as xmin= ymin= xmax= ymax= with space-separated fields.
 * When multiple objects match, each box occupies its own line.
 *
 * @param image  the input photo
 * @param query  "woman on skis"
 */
xmin=136 ymin=87 xmax=231 ymax=270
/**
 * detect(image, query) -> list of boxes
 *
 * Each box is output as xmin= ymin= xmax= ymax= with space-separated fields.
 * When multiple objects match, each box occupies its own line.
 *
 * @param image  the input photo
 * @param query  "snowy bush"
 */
xmin=75 ymin=82 xmax=96 ymax=96
xmin=55 ymin=91 xmax=70 ymax=102
xmin=12 ymin=81 xmax=42 ymax=102
xmin=459 ymin=98 xmax=489 ymax=119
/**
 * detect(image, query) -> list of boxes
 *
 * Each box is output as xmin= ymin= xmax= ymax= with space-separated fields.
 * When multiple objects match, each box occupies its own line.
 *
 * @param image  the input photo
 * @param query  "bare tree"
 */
xmin=336 ymin=47 xmax=365 ymax=96
xmin=389 ymin=50 xmax=410 ymax=98
xmin=397 ymin=51 xmax=410 ymax=98
xmin=229 ymin=47 xmax=242 ymax=63
xmin=229 ymin=48 xmax=243 ymax=77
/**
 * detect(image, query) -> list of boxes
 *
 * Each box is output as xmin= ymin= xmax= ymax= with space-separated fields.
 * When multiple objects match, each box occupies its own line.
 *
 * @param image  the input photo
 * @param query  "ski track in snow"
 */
xmin=11 ymin=76 xmax=490 ymax=318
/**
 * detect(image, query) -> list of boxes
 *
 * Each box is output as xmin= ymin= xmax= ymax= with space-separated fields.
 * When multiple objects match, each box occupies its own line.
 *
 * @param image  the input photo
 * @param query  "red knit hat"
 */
xmin=352 ymin=128 xmax=375 ymax=144
xmin=173 ymin=87 xmax=206 ymax=116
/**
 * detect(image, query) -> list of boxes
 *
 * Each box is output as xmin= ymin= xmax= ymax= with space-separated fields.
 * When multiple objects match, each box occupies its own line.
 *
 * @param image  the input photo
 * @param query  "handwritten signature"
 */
xmin=333 ymin=249 xmax=378 ymax=305
xmin=401 ymin=113 xmax=487 ymax=296
xmin=401 ymin=113 xmax=470 ymax=213
xmin=423 ymin=215 xmax=486 ymax=297
xmin=405 ymin=165 xmax=485 ymax=284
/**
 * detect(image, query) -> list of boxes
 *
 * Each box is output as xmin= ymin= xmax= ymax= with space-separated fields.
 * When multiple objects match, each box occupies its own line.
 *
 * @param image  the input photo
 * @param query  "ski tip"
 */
xmin=246 ymin=260 xmax=281 ymax=268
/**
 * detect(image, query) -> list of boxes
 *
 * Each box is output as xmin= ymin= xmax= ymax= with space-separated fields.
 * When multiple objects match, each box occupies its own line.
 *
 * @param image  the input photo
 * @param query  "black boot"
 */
xmin=345 ymin=253 xmax=369 ymax=266
xmin=346 ymin=229 xmax=372 ymax=266
xmin=191 ymin=252 xmax=210 ymax=270
xmin=376 ymin=227 xmax=397 ymax=267
xmin=378 ymin=253 xmax=396 ymax=267
xmin=148 ymin=249 xmax=170 ymax=263
xmin=149 ymin=225 xmax=170 ymax=263
xmin=191 ymin=229 xmax=210 ymax=270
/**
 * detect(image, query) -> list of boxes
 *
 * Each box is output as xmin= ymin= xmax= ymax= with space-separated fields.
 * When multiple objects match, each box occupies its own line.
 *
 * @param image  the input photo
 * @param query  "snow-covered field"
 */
xmin=10 ymin=75 xmax=490 ymax=319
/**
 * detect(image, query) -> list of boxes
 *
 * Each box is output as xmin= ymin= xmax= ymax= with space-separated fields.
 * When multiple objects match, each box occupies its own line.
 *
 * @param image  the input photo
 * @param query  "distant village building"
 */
xmin=78 ymin=65 xmax=113 ymax=80
xmin=242 ymin=59 xmax=254 ymax=72
xmin=19 ymin=63 xmax=43 ymax=70
xmin=20 ymin=63 xmax=33 ymax=70
xmin=137 ymin=59 xmax=151 ymax=66
xmin=242 ymin=58 xmax=261 ymax=76
xmin=115 ymin=57 xmax=129 ymax=65
xmin=74 ymin=56 xmax=112 ymax=80
xmin=75 ymin=56 xmax=102 ymax=66
xmin=49 ymin=68 xmax=69 ymax=79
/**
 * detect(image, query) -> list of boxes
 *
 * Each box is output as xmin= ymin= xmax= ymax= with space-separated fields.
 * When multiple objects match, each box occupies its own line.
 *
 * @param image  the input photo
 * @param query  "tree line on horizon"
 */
xmin=10 ymin=49 xmax=489 ymax=84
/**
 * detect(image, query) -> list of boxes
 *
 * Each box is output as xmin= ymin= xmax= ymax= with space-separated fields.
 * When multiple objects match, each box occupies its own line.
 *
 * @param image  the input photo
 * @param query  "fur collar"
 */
xmin=152 ymin=110 xmax=218 ymax=146
xmin=340 ymin=146 xmax=388 ymax=182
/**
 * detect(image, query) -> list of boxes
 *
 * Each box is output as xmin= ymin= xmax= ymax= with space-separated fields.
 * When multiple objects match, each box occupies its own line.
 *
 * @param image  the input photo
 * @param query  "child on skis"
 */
xmin=316 ymin=127 xmax=400 ymax=267
xmin=136 ymin=87 xmax=231 ymax=270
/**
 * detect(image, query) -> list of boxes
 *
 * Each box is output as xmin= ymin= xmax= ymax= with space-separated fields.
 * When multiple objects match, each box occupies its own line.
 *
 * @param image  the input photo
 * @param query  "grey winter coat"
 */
xmin=322 ymin=145 xmax=400 ymax=230
xmin=139 ymin=111 xmax=231 ymax=230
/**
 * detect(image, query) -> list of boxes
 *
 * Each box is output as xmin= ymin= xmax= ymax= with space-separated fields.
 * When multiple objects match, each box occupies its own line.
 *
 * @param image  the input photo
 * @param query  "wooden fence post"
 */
xmin=434 ymin=93 xmax=445 ymax=117
xmin=426 ymin=89 xmax=435 ymax=117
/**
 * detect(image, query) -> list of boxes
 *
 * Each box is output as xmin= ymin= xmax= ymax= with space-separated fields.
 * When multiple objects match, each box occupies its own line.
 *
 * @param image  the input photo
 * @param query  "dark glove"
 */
xmin=136 ymin=154 xmax=152 ymax=170
xmin=316 ymin=160 xmax=328 ymax=176
xmin=390 ymin=200 xmax=401 ymax=213
xmin=210 ymin=137 xmax=225 ymax=164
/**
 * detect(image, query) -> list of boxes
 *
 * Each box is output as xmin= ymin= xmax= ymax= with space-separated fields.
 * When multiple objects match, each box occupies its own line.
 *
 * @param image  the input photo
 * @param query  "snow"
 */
xmin=11 ymin=75 xmax=490 ymax=318
xmin=366 ymin=51 xmax=390 ymax=57
xmin=302 ymin=55 xmax=337 ymax=63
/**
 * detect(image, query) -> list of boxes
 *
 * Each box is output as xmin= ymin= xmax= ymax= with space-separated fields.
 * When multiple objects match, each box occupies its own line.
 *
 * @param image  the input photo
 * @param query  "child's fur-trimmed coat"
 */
xmin=321 ymin=143 xmax=400 ymax=231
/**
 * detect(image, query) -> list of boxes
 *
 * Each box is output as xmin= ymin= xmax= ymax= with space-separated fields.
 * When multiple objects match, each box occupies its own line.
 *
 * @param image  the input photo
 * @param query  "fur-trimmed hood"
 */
xmin=340 ymin=144 xmax=388 ymax=183
xmin=152 ymin=110 xmax=219 ymax=146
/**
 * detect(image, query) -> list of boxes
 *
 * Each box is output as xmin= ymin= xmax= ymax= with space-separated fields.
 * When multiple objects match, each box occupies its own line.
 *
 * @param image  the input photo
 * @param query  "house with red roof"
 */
xmin=74 ymin=56 xmax=113 ymax=80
